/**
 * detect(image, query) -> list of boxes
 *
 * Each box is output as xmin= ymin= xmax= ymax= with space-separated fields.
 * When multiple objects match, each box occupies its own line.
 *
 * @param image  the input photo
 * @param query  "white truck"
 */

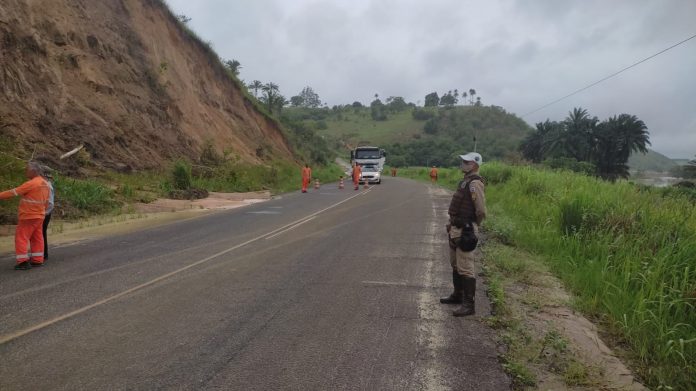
xmin=350 ymin=146 xmax=386 ymax=171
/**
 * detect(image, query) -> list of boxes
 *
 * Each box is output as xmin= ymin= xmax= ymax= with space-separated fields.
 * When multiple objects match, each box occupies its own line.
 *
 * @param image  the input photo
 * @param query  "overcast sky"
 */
xmin=165 ymin=0 xmax=695 ymax=158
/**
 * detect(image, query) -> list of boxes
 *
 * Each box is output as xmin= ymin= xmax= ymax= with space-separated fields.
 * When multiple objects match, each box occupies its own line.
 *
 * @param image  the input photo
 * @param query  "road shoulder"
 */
xmin=0 ymin=191 xmax=271 ymax=254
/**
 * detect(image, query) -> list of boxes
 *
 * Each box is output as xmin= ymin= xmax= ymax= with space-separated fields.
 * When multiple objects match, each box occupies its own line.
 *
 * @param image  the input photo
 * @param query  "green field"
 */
xmin=313 ymin=110 xmax=424 ymax=146
xmin=286 ymin=105 xmax=532 ymax=167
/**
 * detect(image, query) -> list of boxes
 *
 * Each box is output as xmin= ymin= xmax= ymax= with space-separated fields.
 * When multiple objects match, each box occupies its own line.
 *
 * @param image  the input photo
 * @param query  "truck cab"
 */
xmin=351 ymin=146 xmax=386 ymax=172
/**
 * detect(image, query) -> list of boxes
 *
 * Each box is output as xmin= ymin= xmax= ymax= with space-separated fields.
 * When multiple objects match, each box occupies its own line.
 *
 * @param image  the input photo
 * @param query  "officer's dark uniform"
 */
xmin=440 ymin=153 xmax=486 ymax=316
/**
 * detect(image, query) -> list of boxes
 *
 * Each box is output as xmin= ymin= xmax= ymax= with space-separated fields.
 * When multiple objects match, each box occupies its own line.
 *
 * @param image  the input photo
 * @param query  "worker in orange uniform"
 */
xmin=429 ymin=165 xmax=439 ymax=184
xmin=391 ymin=167 xmax=397 ymax=177
xmin=352 ymin=163 xmax=362 ymax=190
xmin=301 ymin=163 xmax=312 ymax=193
xmin=0 ymin=161 xmax=51 ymax=270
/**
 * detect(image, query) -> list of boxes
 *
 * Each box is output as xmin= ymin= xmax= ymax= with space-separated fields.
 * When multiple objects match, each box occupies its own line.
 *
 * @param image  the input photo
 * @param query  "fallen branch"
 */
xmin=60 ymin=144 xmax=84 ymax=160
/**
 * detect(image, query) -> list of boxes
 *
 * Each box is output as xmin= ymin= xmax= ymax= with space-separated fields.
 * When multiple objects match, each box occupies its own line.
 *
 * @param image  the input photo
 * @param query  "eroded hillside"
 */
xmin=0 ymin=0 xmax=293 ymax=172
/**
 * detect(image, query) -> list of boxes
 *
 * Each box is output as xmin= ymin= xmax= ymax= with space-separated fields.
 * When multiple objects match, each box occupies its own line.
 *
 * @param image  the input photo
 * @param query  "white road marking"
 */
xmin=0 ymin=189 xmax=371 ymax=345
xmin=414 ymin=187 xmax=450 ymax=391
xmin=361 ymin=281 xmax=408 ymax=286
xmin=264 ymin=216 xmax=316 ymax=239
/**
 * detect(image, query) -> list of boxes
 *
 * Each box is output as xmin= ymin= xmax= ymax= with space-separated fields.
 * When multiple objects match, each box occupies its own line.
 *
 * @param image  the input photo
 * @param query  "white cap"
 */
xmin=459 ymin=152 xmax=483 ymax=165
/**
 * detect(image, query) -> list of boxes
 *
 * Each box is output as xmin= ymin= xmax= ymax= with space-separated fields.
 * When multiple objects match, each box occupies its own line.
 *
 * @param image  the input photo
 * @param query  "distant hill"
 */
xmin=627 ymin=150 xmax=678 ymax=172
xmin=284 ymin=104 xmax=533 ymax=167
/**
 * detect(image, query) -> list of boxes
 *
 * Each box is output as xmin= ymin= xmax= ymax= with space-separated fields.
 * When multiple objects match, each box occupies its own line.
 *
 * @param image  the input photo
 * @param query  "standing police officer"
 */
xmin=440 ymin=152 xmax=486 ymax=316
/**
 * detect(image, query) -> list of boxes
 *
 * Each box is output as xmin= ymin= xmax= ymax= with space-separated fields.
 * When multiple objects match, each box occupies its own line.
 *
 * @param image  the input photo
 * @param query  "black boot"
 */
xmin=453 ymin=277 xmax=476 ymax=316
xmin=440 ymin=271 xmax=463 ymax=304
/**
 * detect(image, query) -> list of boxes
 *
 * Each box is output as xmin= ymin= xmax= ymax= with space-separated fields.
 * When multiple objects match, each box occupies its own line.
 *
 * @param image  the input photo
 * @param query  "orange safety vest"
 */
xmin=0 ymin=176 xmax=50 ymax=220
xmin=430 ymin=167 xmax=438 ymax=178
xmin=302 ymin=167 xmax=312 ymax=180
xmin=352 ymin=166 xmax=362 ymax=182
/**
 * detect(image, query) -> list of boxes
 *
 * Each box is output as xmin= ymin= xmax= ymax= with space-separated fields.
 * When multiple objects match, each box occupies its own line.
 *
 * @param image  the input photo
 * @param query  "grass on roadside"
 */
xmin=398 ymin=162 xmax=694 ymax=389
xmin=3 ymin=157 xmax=344 ymax=223
xmin=483 ymin=241 xmax=602 ymax=390
xmin=482 ymin=163 xmax=695 ymax=390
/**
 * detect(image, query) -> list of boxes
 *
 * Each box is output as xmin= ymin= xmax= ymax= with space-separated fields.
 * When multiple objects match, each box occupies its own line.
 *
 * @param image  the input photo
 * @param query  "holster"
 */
xmin=458 ymin=222 xmax=478 ymax=252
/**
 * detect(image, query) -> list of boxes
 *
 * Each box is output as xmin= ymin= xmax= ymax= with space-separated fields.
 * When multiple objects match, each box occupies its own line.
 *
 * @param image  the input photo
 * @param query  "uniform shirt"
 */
xmin=46 ymin=181 xmax=55 ymax=215
xmin=0 ymin=176 xmax=50 ymax=220
xmin=464 ymin=171 xmax=487 ymax=225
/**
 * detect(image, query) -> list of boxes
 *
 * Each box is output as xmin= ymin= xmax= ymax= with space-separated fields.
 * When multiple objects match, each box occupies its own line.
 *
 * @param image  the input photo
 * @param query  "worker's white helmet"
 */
xmin=459 ymin=152 xmax=483 ymax=165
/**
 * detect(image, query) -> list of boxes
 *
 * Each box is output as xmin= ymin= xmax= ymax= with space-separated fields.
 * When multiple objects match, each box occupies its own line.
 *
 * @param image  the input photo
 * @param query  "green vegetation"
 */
xmin=286 ymin=103 xmax=531 ymax=166
xmin=172 ymin=160 xmax=192 ymax=190
xmin=1 ymin=150 xmax=342 ymax=222
xmin=179 ymin=160 xmax=343 ymax=194
xmin=481 ymin=239 xmax=603 ymax=389
xmin=400 ymin=163 xmax=696 ymax=389
xmin=0 ymin=141 xmax=26 ymax=224
xmin=521 ymin=108 xmax=651 ymax=181
xmin=53 ymin=176 xmax=120 ymax=218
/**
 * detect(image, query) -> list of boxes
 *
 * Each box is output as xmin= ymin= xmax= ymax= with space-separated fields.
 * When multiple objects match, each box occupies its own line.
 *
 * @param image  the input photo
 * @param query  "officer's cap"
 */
xmin=459 ymin=152 xmax=483 ymax=165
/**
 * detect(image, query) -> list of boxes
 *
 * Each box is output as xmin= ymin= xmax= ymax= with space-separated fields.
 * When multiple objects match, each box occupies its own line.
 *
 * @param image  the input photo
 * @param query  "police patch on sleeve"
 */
xmin=470 ymin=186 xmax=477 ymax=201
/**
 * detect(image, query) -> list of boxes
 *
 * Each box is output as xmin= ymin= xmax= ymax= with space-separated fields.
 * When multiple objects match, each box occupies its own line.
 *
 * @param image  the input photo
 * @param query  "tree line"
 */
xmin=520 ymin=108 xmax=651 ymax=181
xmin=424 ymin=88 xmax=481 ymax=108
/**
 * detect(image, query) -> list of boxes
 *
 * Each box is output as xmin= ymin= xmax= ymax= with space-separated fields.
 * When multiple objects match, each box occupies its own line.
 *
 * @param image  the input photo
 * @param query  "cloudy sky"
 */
xmin=165 ymin=0 xmax=696 ymax=158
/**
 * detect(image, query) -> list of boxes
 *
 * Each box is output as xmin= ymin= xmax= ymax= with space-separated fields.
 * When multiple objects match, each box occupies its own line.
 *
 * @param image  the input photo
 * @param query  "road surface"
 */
xmin=0 ymin=177 xmax=509 ymax=390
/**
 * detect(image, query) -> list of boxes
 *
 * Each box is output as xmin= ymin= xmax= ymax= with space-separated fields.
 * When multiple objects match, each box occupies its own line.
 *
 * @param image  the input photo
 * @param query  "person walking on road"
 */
xmin=301 ymin=164 xmax=312 ymax=193
xmin=0 ymin=161 xmax=51 ymax=270
xmin=429 ymin=165 xmax=438 ymax=184
xmin=440 ymin=153 xmax=486 ymax=316
xmin=352 ymin=163 xmax=362 ymax=190
xmin=42 ymin=171 xmax=55 ymax=260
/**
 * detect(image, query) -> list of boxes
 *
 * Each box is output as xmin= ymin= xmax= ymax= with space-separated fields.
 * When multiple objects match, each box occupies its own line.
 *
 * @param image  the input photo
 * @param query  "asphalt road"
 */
xmin=0 ymin=177 xmax=510 ymax=390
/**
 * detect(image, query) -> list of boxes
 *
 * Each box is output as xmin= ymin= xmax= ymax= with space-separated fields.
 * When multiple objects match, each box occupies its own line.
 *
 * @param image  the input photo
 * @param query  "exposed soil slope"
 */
xmin=0 ymin=0 xmax=292 ymax=172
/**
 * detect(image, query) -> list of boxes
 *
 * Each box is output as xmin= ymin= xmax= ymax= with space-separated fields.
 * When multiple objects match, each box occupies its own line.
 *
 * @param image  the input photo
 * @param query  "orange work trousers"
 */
xmin=15 ymin=218 xmax=45 ymax=265
xmin=302 ymin=177 xmax=310 ymax=192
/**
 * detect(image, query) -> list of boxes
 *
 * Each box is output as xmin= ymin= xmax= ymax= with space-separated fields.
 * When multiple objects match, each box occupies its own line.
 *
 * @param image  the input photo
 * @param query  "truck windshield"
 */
xmin=355 ymin=150 xmax=380 ymax=159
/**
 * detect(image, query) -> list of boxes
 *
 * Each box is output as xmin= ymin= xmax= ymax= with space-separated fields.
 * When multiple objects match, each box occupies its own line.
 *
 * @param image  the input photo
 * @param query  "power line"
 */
xmin=522 ymin=33 xmax=696 ymax=118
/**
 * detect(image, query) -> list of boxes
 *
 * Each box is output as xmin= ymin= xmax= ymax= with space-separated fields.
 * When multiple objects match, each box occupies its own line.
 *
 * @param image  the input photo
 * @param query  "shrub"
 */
xmin=412 ymin=107 xmax=436 ymax=121
xmin=172 ymin=160 xmax=192 ymax=190
xmin=483 ymin=164 xmax=513 ymax=185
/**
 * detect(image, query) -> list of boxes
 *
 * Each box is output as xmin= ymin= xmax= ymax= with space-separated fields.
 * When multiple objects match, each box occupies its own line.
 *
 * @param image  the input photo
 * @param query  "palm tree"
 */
xmin=248 ymin=80 xmax=263 ymax=98
xmin=224 ymin=59 xmax=242 ymax=76
xmin=612 ymin=114 xmax=650 ymax=159
xmin=261 ymin=83 xmax=280 ymax=113
xmin=461 ymin=91 xmax=467 ymax=105
xmin=593 ymin=114 xmax=650 ymax=181
xmin=274 ymin=95 xmax=288 ymax=115
xmin=521 ymin=120 xmax=561 ymax=162
xmin=469 ymin=89 xmax=476 ymax=105
xmin=563 ymin=107 xmax=598 ymax=161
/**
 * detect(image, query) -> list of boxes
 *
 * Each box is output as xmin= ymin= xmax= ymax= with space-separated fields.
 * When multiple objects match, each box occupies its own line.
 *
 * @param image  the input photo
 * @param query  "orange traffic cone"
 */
xmin=338 ymin=178 xmax=344 ymax=189
xmin=314 ymin=179 xmax=320 ymax=189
